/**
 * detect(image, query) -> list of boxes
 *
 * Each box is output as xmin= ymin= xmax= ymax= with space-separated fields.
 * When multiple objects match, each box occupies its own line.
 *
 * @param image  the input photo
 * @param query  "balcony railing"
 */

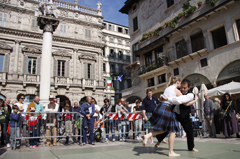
xmin=139 ymin=57 xmax=168 ymax=75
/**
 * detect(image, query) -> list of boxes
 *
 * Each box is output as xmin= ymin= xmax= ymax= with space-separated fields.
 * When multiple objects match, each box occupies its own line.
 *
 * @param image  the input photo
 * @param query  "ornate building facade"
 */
xmin=0 ymin=0 xmax=131 ymax=107
xmin=120 ymin=0 xmax=240 ymax=106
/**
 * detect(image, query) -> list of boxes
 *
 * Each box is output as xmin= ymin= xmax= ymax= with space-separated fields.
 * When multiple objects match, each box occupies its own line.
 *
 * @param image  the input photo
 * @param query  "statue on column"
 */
xmin=96 ymin=1 xmax=102 ymax=10
xmin=35 ymin=2 xmax=59 ymax=33
xmin=36 ymin=3 xmax=58 ymax=18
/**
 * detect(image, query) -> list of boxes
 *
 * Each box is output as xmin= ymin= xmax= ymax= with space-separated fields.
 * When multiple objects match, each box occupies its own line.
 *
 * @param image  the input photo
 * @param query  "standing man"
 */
xmin=81 ymin=96 xmax=95 ymax=145
xmin=121 ymin=98 xmax=131 ymax=139
xmin=204 ymin=93 xmax=216 ymax=138
xmin=45 ymin=95 xmax=59 ymax=146
xmin=142 ymin=89 xmax=160 ymax=144
xmin=156 ymin=79 xmax=199 ymax=152
xmin=213 ymin=98 xmax=221 ymax=134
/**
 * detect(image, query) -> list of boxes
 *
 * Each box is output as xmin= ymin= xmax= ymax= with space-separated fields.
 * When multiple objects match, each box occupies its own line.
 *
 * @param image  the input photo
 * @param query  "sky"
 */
xmin=64 ymin=0 xmax=129 ymax=27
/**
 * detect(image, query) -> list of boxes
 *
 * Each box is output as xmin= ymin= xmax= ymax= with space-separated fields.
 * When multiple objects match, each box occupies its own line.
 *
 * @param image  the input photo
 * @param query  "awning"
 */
xmin=208 ymin=82 xmax=240 ymax=97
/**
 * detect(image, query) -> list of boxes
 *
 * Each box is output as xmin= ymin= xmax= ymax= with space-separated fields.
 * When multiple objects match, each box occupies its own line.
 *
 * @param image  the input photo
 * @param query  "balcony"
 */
xmin=139 ymin=57 xmax=168 ymax=75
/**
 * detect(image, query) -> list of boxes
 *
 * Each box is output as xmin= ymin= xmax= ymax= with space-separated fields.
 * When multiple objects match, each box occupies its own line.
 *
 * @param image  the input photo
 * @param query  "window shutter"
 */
xmin=22 ymin=56 xmax=28 ymax=74
xmin=53 ymin=60 xmax=57 ymax=77
xmin=3 ymin=13 xmax=7 ymax=27
xmin=91 ymin=63 xmax=95 ymax=79
xmin=84 ymin=63 xmax=88 ymax=79
xmin=65 ymin=60 xmax=69 ymax=77
xmin=36 ymin=58 xmax=41 ymax=75
xmin=64 ymin=25 xmax=66 ymax=37
xmin=0 ymin=13 xmax=2 ymax=27
xmin=3 ymin=54 xmax=9 ymax=72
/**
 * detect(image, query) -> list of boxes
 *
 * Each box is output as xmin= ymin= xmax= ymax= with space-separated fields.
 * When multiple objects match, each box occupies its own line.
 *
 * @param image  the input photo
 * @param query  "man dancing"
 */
xmin=156 ymin=79 xmax=199 ymax=152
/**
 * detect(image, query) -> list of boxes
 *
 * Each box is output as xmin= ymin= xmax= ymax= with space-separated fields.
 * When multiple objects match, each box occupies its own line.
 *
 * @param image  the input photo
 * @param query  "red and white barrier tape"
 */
xmin=108 ymin=113 xmax=142 ymax=120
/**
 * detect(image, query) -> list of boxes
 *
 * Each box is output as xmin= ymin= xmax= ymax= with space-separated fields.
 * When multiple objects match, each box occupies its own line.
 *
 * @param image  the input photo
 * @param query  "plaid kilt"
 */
xmin=149 ymin=101 xmax=179 ymax=133
xmin=144 ymin=112 xmax=153 ymax=129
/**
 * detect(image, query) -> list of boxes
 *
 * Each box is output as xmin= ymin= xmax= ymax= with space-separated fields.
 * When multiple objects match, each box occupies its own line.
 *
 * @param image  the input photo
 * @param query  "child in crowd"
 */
xmin=115 ymin=99 xmax=129 ymax=120
xmin=74 ymin=117 xmax=82 ymax=143
xmin=115 ymin=99 xmax=128 ymax=141
xmin=133 ymin=100 xmax=142 ymax=140
xmin=10 ymin=105 xmax=22 ymax=149
xmin=26 ymin=107 xmax=42 ymax=149
xmin=63 ymin=106 xmax=74 ymax=143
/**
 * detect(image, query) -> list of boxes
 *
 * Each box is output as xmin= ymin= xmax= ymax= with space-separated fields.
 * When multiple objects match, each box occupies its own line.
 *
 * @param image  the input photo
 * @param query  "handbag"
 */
xmin=219 ymin=101 xmax=232 ymax=120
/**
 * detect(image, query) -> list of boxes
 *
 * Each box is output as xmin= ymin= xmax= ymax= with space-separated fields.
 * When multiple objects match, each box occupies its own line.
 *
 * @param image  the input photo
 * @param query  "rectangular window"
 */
xmin=155 ymin=45 xmax=164 ymax=66
xmin=174 ymin=68 xmax=179 ymax=76
xmin=118 ymin=51 xmax=123 ymax=59
xmin=191 ymin=32 xmax=205 ymax=53
xmin=109 ymin=24 xmax=112 ymax=30
xmin=60 ymin=24 xmax=66 ymax=37
xmin=31 ymin=18 xmax=38 ymax=28
xmin=127 ymin=79 xmax=131 ymax=88
xmin=111 ymin=64 xmax=115 ymax=74
xmin=0 ymin=54 xmax=4 ymax=72
xmin=28 ymin=58 xmax=37 ymax=74
xmin=124 ymin=29 xmax=128 ymax=34
xmin=103 ymin=23 xmax=107 ymax=29
xmin=158 ymin=74 xmax=166 ymax=84
xmin=103 ymin=48 xmax=105 ymax=56
xmin=57 ymin=60 xmax=65 ymax=76
xmin=133 ymin=17 xmax=138 ymax=32
xmin=87 ymin=63 xmax=91 ymax=79
xmin=110 ymin=49 xmax=114 ymax=57
xmin=103 ymin=63 xmax=106 ymax=72
xmin=0 ymin=12 xmax=7 ymax=27
xmin=167 ymin=0 xmax=174 ymax=8
xmin=237 ymin=19 xmax=240 ymax=37
xmin=200 ymin=58 xmax=208 ymax=67
xmin=132 ymin=43 xmax=138 ymax=52
xmin=176 ymin=39 xmax=188 ymax=59
xmin=148 ymin=78 xmax=155 ymax=87
xmin=104 ymin=79 xmax=106 ymax=87
xmin=85 ymin=29 xmax=91 ymax=38
xmin=212 ymin=26 xmax=227 ymax=49
xmin=145 ymin=52 xmax=152 ymax=66
xmin=118 ymin=27 xmax=123 ymax=33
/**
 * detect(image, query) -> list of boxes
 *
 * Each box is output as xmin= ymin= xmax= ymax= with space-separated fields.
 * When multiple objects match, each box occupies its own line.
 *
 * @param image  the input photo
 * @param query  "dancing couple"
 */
xmin=142 ymin=77 xmax=199 ymax=157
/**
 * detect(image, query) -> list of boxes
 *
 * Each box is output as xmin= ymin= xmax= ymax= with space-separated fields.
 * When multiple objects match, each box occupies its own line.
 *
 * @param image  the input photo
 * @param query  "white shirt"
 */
xmin=45 ymin=103 xmax=59 ymax=113
xmin=168 ymin=93 xmax=194 ymax=105
xmin=93 ymin=105 xmax=102 ymax=118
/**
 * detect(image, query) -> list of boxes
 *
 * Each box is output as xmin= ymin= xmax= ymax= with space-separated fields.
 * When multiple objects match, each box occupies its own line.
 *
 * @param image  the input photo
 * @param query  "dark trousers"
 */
xmin=82 ymin=117 xmax=94 ymax=143
xmin=156 ymin=115 xmax=195 ymax=151
xmin=0 ymin=121 xmax=9 ymax=144
xmin=214 ymin=115 xmax=221 ymax=134
xmin=29 ymin=128 xmax=38 ymax=146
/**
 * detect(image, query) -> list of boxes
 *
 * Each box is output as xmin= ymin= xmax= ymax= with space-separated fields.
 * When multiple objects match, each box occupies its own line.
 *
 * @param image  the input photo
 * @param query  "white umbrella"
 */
xmin=199 ymin=83 xmax=208 ymax=136
xmin=192 ymin=86 xmax=200 ymax=116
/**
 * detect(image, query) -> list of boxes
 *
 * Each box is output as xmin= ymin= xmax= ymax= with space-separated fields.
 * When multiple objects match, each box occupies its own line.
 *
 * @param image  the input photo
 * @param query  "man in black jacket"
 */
xmin=156 ymin=79 xmax=199 ymax=152
xmin=1 ymin=98 xmax=12 ymax=145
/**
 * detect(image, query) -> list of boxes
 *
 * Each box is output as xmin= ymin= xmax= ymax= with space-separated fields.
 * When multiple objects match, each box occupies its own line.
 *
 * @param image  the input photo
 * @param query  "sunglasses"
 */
xmin=20 ymin=98 xmax=25 ymax=99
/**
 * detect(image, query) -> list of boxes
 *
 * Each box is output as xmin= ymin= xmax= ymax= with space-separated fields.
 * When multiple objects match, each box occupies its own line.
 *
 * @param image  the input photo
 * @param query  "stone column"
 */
xmin=38 ymin=17 xmax=59 ymax=107
xmin=73 ymin=49 xmax=77 ymax=81
xmin=13 ymin=40 xmax=20 ymax=80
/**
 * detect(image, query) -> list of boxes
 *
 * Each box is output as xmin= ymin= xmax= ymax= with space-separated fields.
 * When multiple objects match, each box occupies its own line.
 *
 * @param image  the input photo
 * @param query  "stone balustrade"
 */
xmin=33 ymin=0 xmax=100 ymax=16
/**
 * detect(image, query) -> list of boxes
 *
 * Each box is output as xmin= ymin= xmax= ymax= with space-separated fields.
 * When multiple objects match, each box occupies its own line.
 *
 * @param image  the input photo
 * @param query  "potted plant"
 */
xmin=206 ymin=0 xmax=218 ymax=7
xmin=197 ymin=1 xmax=203 ymax=7
xmin=178 ymin=12 xmax=184 ymax=19
xmin=149 ymin=31 xmax=154 ymax=36
xmin=165 ymin=22 xmax=170 ymax=27
xmin=182 ymin=1 xmax=190 ymax=10
xmin=170 ymin=19 xmax=177 ymax=28
xmin=154 ymin=26 xmax=163 ymax=36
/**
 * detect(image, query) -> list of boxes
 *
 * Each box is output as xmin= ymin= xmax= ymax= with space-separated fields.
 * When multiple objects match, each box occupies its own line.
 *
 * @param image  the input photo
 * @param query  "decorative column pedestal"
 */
xmin=37 ymin=16 xmax=59 ymax=107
